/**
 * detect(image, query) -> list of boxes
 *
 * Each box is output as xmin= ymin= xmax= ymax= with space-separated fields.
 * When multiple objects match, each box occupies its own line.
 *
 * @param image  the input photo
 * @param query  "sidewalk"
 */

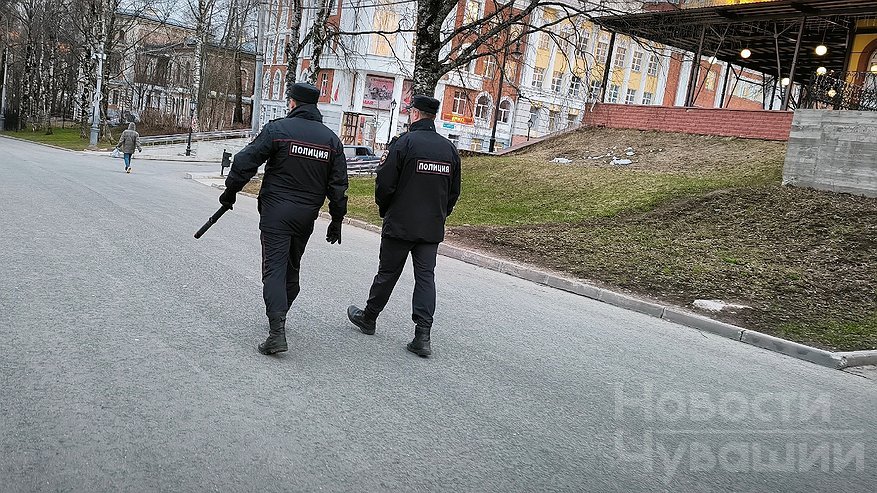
xmin=86 ymin=137 xmax=251 ymax=163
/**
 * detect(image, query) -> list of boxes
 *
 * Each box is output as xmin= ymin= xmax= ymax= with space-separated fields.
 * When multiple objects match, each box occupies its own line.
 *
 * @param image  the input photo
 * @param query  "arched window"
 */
xmin=263 ymin=72 xmax=271 ymax=97
xmin=498 ymin=99 xmax=512 ymax=123
xmin=474 ymin=94 xmax=491 ymax=120
xmin=272 ymin=71 xmax=282 ymax=100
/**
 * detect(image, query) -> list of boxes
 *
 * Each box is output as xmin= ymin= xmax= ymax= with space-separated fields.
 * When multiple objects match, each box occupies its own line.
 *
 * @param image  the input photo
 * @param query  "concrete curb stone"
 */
xmin=661 ymin=308 xmax=745 ymax=341
xmin=192 ymin=175 xmax=877 ymax=371
xmin=739 ymin=330 xmax=844 ymax=369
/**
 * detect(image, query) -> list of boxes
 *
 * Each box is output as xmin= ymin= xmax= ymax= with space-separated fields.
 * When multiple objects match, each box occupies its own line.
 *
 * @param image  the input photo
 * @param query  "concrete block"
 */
xmin=500 ymin=262 xmax=549 ymax=284
xmin=545 ymin=275 xmax=580 ymax=294
xmin=835 ymin=350 xmax=877 ymax=369
xmin=599 ymin=290 xmax=665 ymax=318
xmin=570 ymin=282 xmax=603 ymax=301
xmin=740 ymin=330 xmax=844 ymax=368
xmin=661 ymin=308 xmax=744 ymax=341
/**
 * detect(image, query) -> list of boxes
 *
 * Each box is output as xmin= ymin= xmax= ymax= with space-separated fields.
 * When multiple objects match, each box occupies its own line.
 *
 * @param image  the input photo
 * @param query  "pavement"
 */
xmin=1 ymin=136 xmax=876 ymax=492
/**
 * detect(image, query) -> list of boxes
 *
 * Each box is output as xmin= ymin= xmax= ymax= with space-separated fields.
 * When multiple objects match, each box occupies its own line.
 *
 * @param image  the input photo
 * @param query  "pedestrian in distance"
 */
xmin=220 ymin=82 xmax=349 ymax=356
xmin=347 ymin=95 xmax=462 ymax=357
xmin=115 ymin=122 xmax=142 ymax=173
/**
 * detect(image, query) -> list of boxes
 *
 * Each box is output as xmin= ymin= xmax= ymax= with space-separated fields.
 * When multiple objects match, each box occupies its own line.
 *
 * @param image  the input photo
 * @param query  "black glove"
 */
xmin=326 ymin=219 xmax=342 ymax=244
xmin=219 ymin=188 xmax=237 ymax=209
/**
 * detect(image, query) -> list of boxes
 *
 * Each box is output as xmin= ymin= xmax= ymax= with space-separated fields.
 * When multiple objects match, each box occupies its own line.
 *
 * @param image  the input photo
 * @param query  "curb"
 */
xmin=187 ymin=174 xmax=874 ymax=371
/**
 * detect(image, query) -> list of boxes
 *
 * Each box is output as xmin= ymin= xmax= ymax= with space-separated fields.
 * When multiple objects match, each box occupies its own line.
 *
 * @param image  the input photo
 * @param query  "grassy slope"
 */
xmin=1 ymin=128 xmax=90 ymax=151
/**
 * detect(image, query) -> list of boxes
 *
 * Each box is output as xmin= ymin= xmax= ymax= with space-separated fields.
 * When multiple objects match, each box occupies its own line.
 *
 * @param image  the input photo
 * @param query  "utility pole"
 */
xmin=89 ymin=45 xmax=106 ymax=147
xmin=250 ymin=0 xmax=267 ymax=136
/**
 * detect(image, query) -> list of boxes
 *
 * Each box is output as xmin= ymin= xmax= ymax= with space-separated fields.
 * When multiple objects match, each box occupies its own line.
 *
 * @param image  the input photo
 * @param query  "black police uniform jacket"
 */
xmin=376 ymin=118 xmax=461 ymax=243
xmin=224 ymin=104 xmax=348 ymax=237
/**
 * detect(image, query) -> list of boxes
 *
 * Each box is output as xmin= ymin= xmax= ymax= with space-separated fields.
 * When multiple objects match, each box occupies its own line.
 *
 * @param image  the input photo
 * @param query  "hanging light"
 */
xmin=707 ymin=56 xmax=717 ymax=64
xmin=740 ymin=48 xmax=752 ymax=59
xmin=814 ymin=45 xmax=828 ymax=56
xmin=816 ymin=66 xmax=827 ymax=76
xmin=871 ymin=64 xmax=877 ymax=74
xmin=827 ymin=89 xmax=837 ymax=98
xmin=781 ymin=77 xmax=790 ymax=87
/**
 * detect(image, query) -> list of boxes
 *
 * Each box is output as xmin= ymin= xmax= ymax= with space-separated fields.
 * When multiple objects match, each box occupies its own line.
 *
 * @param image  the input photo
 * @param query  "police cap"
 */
xmin=407 ymin=95 xmax=440 ymax=115
xmin=290 ymin=83 xmax=320 ymax=104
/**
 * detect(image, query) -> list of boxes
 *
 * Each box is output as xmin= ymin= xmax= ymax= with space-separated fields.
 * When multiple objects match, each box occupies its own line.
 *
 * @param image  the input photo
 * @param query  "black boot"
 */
xmin=259 ymin=315 xmax=288 ymax=355
xmin=347 ymin=305 xmax=376 ymax=335
xmin=406 ymin=326 xmax=431 ymax=357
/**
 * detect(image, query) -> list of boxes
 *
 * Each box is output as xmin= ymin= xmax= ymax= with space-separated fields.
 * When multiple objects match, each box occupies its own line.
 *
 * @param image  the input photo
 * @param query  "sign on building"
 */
xmin=363 ymin=75 xmax=395 ymax=110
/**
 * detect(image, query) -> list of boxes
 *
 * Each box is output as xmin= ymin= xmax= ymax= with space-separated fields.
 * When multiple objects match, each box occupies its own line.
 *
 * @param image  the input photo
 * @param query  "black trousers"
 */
xmin=365 ymin=237 xmax=439 ymax=329
xmin=261 ymin=231 xmax=310 ymax=318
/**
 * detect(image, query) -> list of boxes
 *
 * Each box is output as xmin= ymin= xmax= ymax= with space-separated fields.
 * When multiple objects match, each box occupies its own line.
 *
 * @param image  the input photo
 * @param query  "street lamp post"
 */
xmin=89 ymin=48 xmax=107 ymax=147
xmin=387 ymin=99 xmax=397 ymax=145
xmin=250 ymin=0 xmax=267 ymax=136
xmin=186 ymin=100 xmax=196 ymax=156
xmin=527 ymin=118 xmax=534 ymax=141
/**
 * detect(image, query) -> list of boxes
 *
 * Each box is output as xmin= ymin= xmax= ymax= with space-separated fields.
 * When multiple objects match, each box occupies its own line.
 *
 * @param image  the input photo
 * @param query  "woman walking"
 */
xmin=115 ymin=122 xmax=142 ymax=173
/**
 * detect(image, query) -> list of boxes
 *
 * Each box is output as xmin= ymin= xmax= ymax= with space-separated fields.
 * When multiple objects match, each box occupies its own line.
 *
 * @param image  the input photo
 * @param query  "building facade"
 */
xmin=255 ymin=0 xmax=776 ymax=150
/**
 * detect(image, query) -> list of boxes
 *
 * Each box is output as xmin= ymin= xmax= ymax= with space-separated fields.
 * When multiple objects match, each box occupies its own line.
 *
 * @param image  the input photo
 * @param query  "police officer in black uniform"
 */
xmin=347 ymin=95 xmax=461 ymax=356
xmin=220 ymin=83 xmax=348 ymax=355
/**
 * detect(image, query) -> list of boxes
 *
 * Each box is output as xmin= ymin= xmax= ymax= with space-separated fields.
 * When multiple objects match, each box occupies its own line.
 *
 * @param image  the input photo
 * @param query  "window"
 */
xmin=589 ymin=80 xmax=602 ymax=100
xmin=569 ymin=76 xmax=582 ymax=97
xmin=452 ymin=90 xmax=467 ymax=115
xmin=551 ymin=71 xmax=563 ymax=93
xmin=483 ymin=56 xmax=497 ymax=79
xmin=567 ymin=113 xmax=577 ymax=126
xmin=272 ymin=71 xmax=283 ymax=100
xmin=578 ymin=30 xmax=591 ymax=54
xmin=548 ymin=110 xmax=559 ymax=131
xmin=474 ymin=94 xmax=490 ymax=120
xmin=625 ymin=88 xmax=637 ymax=105
xmin=642 ymin=91 xmax=654 ymax=105
xmin=613 ymin=46 xmax=627 ymax=68
xmin=371 ymin=9 xmax=399 ymax=56
xmin=647 ymin=55 xmax=659 ymax=76
xmin=448 ymin=133 xmax=460 ymax=146
xmin=283 ymin=35 xmax=289 ymax=63
xmin=705 ymin=70 xmax=718 ymax=91
xmin=464 ymin=0 xmax=480 ymax=24
xmin=498 ymin=100 xmax=511 ymax=123
xmin=539 ymin=32 xmax=551 ymax=50
xmin=596 ymin=40 xmax=609 ymax=60
xmin=607 ymin=84 xmax=620 ymax=103
xmin=111 ymin=90 xmax=120 ymax=106
xmin=631 ymin=52 xmax=644 ymax=72
xmin=241 ymin=69 xmax=250 ymax=93
xmin=470 ymin=138 xmax=483 ymax=151
xmin=529 ymin=106 xmax=540 ymax=127
xmin=263 ymin=72 xmax=271 ymax=95
xmin=320 ymin=73 xmax=329 ymax=97
xmin=532 ymin=67 xmax=545 ymax=88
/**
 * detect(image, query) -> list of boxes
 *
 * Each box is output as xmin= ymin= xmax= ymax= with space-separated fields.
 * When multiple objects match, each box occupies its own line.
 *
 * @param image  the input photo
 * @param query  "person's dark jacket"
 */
xmin=375 ymin=118 xmax=461 ymax=243
xmin=225 ymin=104 xmax=348 ymax=236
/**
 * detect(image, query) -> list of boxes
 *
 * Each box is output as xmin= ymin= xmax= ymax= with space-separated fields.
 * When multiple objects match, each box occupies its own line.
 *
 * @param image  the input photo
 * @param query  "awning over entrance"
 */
xmin=594 ymin=0 xmax=877 ymax=109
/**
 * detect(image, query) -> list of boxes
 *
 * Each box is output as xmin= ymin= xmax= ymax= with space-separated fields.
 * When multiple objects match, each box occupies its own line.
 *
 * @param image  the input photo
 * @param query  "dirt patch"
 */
xmin=449 ymin=185 xmax=877 ymax=351
xmin=514 ymin=127 xmax=788 ymax=176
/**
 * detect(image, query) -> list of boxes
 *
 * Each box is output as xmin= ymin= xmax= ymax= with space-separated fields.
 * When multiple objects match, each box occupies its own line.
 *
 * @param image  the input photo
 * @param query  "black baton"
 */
xmin=194 ymin=205 xmax=232 ymax=239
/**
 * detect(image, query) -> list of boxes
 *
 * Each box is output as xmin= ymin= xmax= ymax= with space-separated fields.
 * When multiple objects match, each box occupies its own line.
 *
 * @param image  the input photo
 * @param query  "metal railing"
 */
xmin=803 ymin=71 xmax=877 ymax=111
xmin=139 ymin=129 xmax=250 ymax=146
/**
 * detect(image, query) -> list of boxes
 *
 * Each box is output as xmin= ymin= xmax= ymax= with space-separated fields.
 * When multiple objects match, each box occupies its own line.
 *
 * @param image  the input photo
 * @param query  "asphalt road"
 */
xmin=1 ymin=137 xmax=875 ymax=492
